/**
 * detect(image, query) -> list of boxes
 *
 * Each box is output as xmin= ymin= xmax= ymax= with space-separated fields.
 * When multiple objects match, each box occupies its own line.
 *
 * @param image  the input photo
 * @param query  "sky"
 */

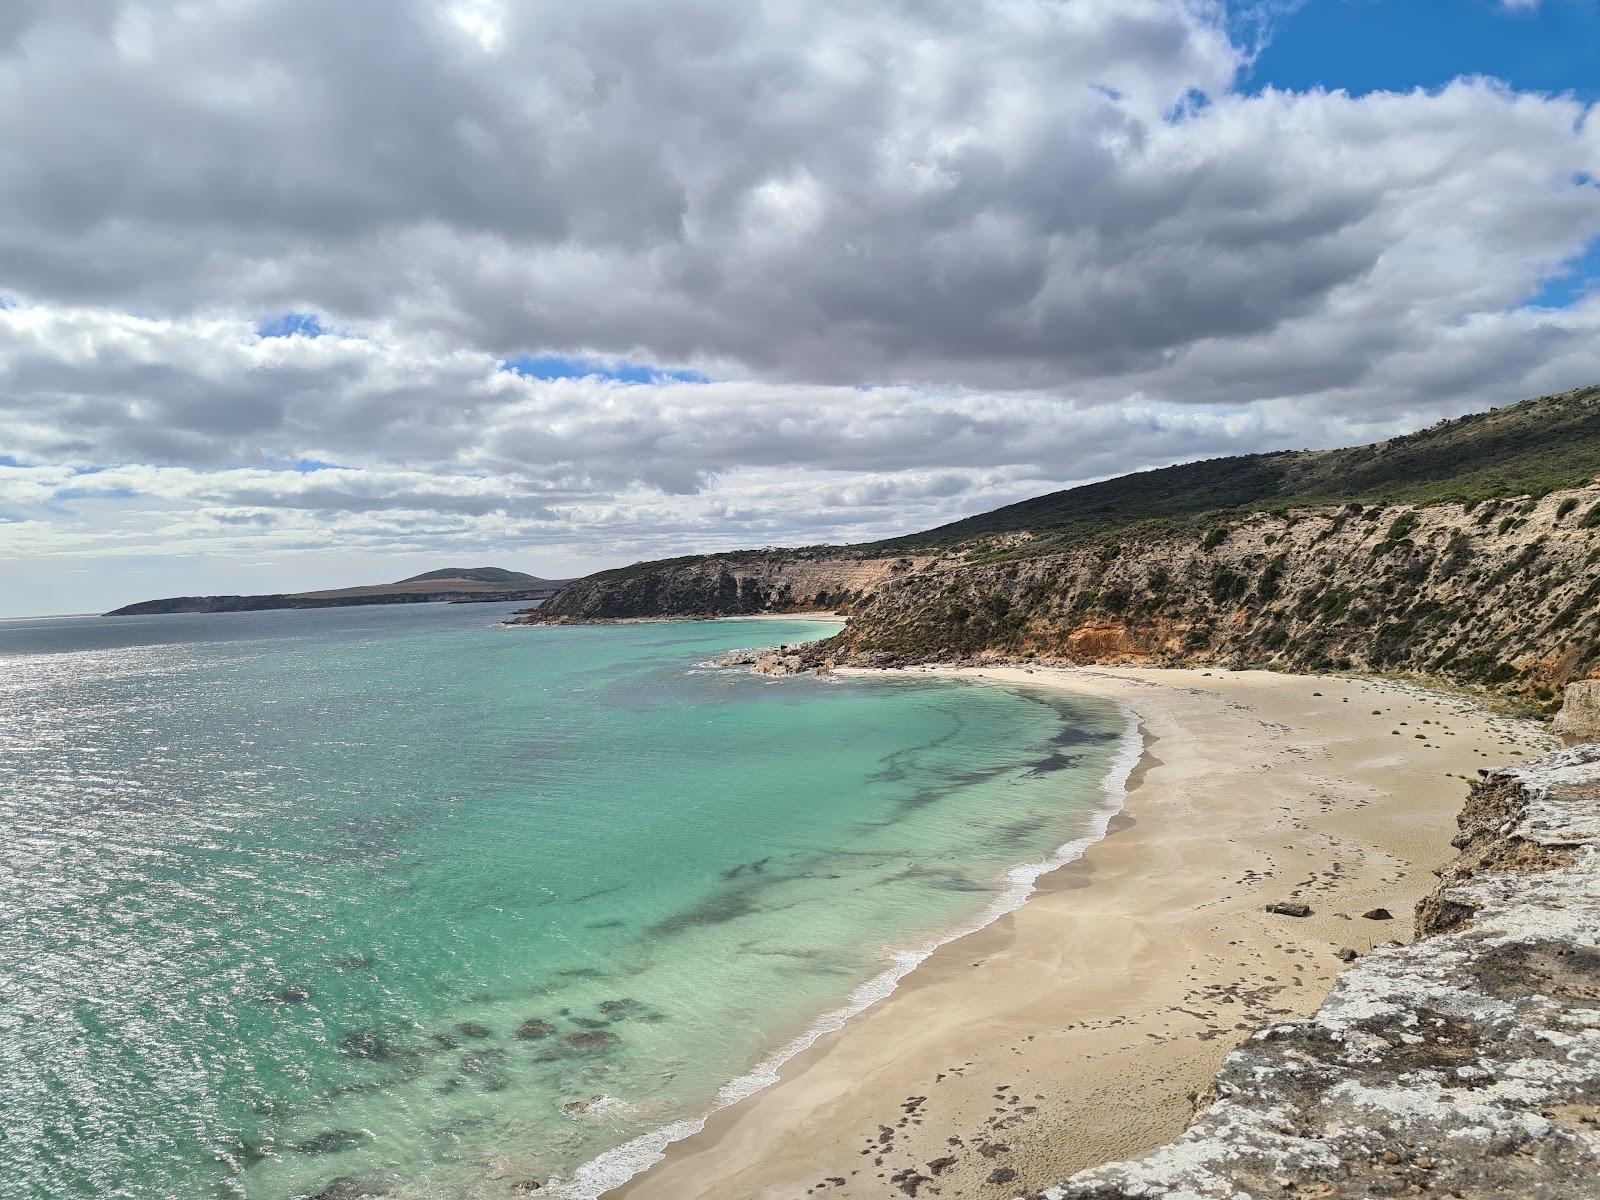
xmin=1 ymin=0 xmax=1598 ymax=616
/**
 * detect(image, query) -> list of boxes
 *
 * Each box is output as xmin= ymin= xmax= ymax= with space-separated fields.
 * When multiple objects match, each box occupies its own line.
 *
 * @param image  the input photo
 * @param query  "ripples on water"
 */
xmin=0 ymin=605 xmax=1125 ymax=1199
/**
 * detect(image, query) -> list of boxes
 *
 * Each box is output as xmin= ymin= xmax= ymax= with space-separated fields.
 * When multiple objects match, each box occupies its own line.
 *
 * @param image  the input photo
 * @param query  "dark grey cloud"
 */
xmin=0 ymin=0 xmax=1361 ymax=386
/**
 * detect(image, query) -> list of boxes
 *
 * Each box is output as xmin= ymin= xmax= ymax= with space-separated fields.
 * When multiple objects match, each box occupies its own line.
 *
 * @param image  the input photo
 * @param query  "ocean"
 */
xmin=0 ymin=602 xmax=1135 ymax=1200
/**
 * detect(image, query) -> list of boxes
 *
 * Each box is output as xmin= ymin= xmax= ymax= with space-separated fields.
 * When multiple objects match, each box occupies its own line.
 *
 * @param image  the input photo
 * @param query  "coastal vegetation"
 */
xmin=522 ymin=386 xmax=1600 ymax=704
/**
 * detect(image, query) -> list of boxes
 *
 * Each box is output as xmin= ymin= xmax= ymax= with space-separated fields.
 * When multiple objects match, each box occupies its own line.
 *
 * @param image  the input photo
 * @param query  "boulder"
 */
xmin=563 ymin=1029 xmax=620 ymax=1051
xmin=1265 ymin=901 xmax=1312 ymax=917
xmin=1552 ymin=679 xmax=1600 ymax=747
xmin=1361 ymin=907 xmax=1393 ymax=921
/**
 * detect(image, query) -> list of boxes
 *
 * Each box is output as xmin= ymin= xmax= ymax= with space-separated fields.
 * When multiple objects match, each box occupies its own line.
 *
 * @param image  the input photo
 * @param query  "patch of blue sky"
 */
xmin=52 ymin=486 xmax=137 ymax=501
xmin=257 ymin=312 xmax=328 ymax=339
xmin=503 ymin=354 xmax=709 ymax=384
xmin=1526 ymin=236 xmax=1600 ymax=309
xmin=216 ymin=457 xmax=348 ymax=472
xmin=1245 ymin=0 xmax=1600 ymax=102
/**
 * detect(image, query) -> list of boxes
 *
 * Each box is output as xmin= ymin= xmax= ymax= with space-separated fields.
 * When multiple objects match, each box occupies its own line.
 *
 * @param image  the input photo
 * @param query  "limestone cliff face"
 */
xmin=823 ymin=484 xmax=1600 ymax=702
xmin=1050 ymin=745 xmax=1600 ymax=1200
xmin=1555 ymin=680 xmax=1600 ymax=746
xmin=517 ymin=552 xmax=922 ymax=621
xmin=518 ymin=483 xmax=1600 ymax=701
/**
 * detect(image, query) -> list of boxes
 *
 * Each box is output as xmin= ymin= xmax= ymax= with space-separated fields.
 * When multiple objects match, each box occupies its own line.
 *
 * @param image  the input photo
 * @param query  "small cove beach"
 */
xmin=614 ymin=665 xmax=1555 ymax=1199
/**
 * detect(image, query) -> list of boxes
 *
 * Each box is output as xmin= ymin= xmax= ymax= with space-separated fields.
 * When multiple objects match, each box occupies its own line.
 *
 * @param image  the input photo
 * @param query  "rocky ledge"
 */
xmin=1046 ymin=745 xmax=1600 ymax=1200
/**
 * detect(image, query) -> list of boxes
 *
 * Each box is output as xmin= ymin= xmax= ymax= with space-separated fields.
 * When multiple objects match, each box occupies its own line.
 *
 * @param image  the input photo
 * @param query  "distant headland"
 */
xmin=104 ymin=567 xmax=571 ymax=616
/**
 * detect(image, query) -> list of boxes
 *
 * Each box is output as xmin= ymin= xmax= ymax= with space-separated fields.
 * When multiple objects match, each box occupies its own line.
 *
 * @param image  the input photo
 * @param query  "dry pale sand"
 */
xmin=614 ymin=666 xmax=1555 ymax=1200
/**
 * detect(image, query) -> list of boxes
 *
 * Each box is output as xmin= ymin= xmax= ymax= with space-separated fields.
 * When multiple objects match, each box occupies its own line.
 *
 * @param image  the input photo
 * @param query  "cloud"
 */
xmin=0 ymin=0 xmax=1598 ymax=612
xmin=8 ymin=0 xmax=1591 ymax=389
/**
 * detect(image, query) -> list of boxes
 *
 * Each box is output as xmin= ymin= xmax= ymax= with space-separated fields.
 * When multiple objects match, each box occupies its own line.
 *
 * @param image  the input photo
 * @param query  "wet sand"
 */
xmin=614 ymin=666 xmax=1553 ymax=1199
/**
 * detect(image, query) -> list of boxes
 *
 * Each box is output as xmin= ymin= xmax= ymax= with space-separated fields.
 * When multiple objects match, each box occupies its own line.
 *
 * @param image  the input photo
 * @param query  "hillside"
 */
xmin=106 ymin=568 xmax=570 ymax=616
xmin=875 ymin=384 xmax=1600 ymax=552
xmin=519 ymin=386 xmax=1600 ymax=702
xmin=394 ymin=567 xmax=544 ymax=586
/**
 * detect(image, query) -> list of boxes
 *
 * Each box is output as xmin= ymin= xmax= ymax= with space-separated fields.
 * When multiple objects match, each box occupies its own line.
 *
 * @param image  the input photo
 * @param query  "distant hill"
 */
xmin=395 ymin=567 xmax=543 ymax=585
xmin=105 ymin=568 xmax=571 ymax=617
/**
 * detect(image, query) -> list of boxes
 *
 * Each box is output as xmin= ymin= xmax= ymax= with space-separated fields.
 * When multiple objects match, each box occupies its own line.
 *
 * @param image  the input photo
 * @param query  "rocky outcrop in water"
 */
xmin=1042 ymin=745 xmax=1600 ymax=1200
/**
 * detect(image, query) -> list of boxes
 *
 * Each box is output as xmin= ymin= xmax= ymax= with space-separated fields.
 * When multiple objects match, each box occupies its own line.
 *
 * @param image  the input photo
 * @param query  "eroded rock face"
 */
xmin=1554 ymin=680 xmax=1600 ymax=747
xmin=517 ymin=553 xmax=912 ymax=621
xmin=1044 ymin=745 xmax=1600 ymax=1200
xmin=828 ymin=487 xmax=1600 ymax=699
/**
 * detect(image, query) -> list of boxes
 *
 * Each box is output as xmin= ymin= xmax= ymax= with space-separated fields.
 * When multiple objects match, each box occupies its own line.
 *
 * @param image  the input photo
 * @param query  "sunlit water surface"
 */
xmin=0 ymin=603 xmax=1130 ymax=1199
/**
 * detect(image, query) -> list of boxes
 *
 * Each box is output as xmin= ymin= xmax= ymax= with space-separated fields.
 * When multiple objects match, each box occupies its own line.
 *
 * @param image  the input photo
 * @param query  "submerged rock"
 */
xmin=454 ymin=1022 xmax=493 ymax=1039
xmin=293 ymin=1129 xmax=367 ymax=1156
xmin=297 ymin=1177 xmax=390 ymax=1200
xmin=460 ymin=1048 xmax=506 ymax=1073
xmin=562 ymin=1029 xmax=619 ymax=1052
xmin=515 ymin=1019 xmax=556 ymax=1040
xmin=339 ymin=1032 xmax=396 ymax=1061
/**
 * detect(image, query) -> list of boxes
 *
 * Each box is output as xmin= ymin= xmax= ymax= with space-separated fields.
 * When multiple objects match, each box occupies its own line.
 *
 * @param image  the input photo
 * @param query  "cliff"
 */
xmin=525 ymin=551 xmax=918 ymax=621
xmin=514 ymin=387 xmax=1600 ymax=702
xmin=819 ymin=483 xmax=1600 ymax=705
xmin=1047 ymin=744 xmax=1600 ymax=1200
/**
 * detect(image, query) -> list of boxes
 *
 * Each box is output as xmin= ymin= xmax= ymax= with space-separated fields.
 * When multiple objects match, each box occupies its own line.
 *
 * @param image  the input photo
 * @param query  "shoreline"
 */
xmin=550 ymin=686 xmax=1143 ymax=1200
xmin=601 ymin=665 xmax=1555 ymax=1200
xmin=506 ymin=610 xmax=846 ymax=627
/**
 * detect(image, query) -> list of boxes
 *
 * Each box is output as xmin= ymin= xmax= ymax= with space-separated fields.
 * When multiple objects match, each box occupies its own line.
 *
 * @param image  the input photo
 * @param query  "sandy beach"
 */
xmin=614 ymin=665 xmax=1555 ymax=1199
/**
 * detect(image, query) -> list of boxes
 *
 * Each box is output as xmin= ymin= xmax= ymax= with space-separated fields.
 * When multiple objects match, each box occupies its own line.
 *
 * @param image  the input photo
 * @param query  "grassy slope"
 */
xmin=580 ymin=386 xmax=1600 ymax=581
xmin=867 ymin=385 xmax=1600 ymax=554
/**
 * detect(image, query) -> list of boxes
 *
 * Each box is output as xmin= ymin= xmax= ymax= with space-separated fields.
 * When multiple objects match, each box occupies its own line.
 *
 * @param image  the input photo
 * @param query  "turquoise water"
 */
xmin=0 ymin=604 xmax=1132 ymax=1200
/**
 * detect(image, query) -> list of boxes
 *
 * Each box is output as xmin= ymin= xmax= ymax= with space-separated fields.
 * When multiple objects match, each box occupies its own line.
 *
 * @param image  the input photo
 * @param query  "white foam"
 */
xmin=546 ymin=703 xmax=1144 ymax=1200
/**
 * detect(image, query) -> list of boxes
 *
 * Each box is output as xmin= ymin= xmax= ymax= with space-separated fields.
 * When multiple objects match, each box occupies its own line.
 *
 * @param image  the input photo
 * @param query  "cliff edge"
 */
xmin=517 ymin=387 xmax=1600 ymax=704
xmin=1046 ymin=744 xmax=1600 ymax=1200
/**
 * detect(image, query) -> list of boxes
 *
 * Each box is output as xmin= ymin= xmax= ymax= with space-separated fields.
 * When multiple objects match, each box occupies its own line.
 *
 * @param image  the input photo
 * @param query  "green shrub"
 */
xmin=1210 ymin=570 xmax=1248 ymax=604
xmin=1385 ymin=511 xmax=1418 ymax=542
